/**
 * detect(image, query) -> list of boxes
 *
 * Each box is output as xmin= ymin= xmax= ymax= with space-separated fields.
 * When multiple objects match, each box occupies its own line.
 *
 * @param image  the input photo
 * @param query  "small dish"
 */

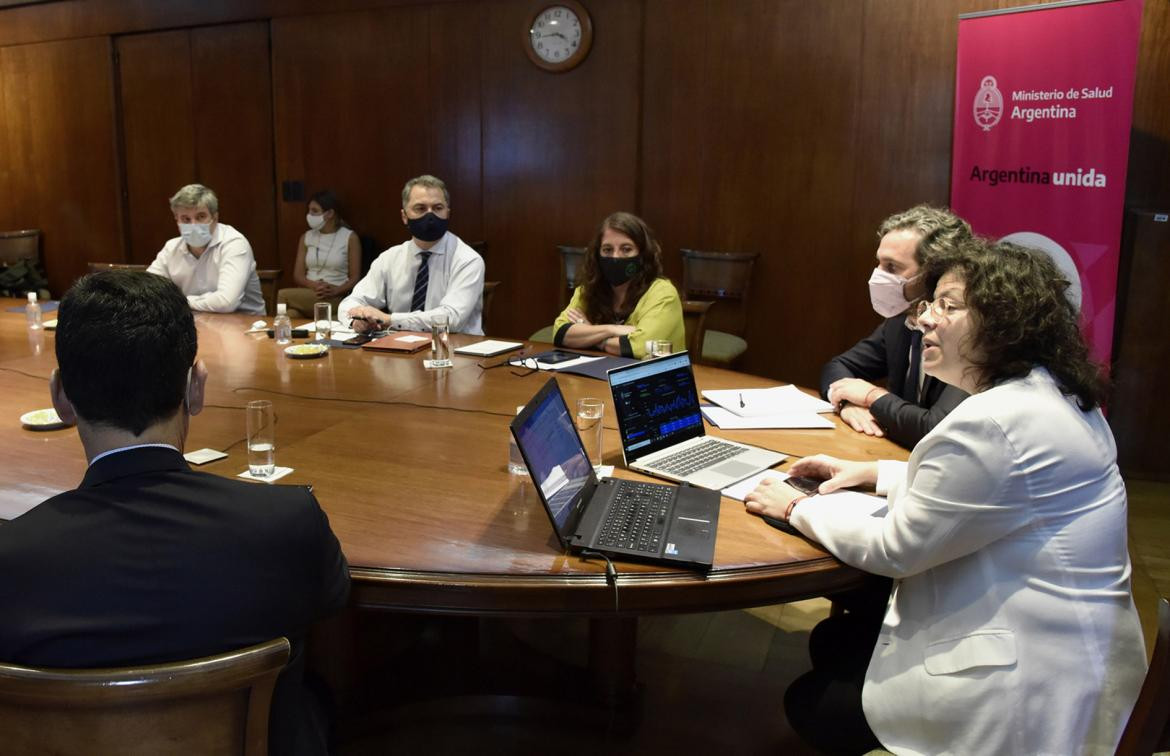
xmin=20 ymin=408 xmax=69 ymax=430
xmin=284 ymin=343 xmax=329 ymax=359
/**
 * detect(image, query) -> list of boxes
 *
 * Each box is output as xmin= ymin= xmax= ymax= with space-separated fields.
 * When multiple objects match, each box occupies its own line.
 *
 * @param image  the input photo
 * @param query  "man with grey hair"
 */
xmin=146 ymin=183 xmax=265 ymax=314
xmin=339 ymin=174 xmax=484 ymax=334
xmin=820 ymin=204 xmax=972 ymax=449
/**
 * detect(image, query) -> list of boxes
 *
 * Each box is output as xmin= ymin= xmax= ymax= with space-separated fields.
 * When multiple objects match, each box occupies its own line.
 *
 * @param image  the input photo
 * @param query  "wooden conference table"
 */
xmin=0 ymin=303 xmax=909 ymax=619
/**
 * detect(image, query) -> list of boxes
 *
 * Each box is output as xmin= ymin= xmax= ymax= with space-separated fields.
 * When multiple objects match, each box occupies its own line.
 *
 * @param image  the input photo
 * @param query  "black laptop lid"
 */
xmin=607 ymin=352 xmax=704 ymax=463
xmin=510 ymin=377 xmax=599 ymax=546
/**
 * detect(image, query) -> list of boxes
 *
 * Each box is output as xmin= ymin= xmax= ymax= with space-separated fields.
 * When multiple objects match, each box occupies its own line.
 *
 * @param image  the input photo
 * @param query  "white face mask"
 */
xmin=306 ymin=212 xmax=326 ymax=230
xmin=179 ymin=223 xmax=213 ymax=249
xmin=868 ymin=267 xmax=914 ymax=318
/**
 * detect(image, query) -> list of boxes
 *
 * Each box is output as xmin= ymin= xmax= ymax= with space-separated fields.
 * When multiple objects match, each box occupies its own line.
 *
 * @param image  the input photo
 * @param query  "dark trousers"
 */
xmin=784 ymin=578 xmax=890 ymax=755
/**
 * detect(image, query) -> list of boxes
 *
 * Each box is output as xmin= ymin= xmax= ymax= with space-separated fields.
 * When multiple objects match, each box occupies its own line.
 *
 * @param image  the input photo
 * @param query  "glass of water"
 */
xmin=314 ymin=302 xmax=332 ymax=341
xmin=646 ymin=340 xmax=673 ymax=359
xmin=576 ymin=397 xmax=605 ymax=471
xmin=246 ymin=400 xmax=275 ymax=477
xmin=431 ymin=312 xmax=452 ymax=367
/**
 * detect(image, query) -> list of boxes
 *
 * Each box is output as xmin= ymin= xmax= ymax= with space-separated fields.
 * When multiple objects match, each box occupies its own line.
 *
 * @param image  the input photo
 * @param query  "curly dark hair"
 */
xmin=922 ymin=240 xmax=1106 ymax=410
xmin=580 ymin=212 xmax=664 ymax=325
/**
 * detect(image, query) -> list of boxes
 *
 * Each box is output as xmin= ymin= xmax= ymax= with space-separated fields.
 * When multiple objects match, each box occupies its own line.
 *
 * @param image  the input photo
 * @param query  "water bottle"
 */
xmin=273 ymin=303 xmax=292 ymax=345
xmin=508 ymin=406 xmax=527 ymax=475
xmin=25 ymin=292 xmax=42 ymax=331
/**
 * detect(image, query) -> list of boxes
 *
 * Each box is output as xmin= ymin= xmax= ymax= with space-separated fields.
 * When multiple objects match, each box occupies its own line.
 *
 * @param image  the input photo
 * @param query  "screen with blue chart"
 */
xmin=608 ymin=353 xmax=703 ymax=460
xmin=513 ymin=384 xmax=595 ymax=534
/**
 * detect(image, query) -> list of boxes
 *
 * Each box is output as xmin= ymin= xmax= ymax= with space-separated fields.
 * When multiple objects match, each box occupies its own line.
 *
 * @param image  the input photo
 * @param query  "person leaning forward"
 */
xmin=821 ymin=204 xmax=972 ymax=449
xmin=0 ymin=271 xmax=349 ymax=756
xmin=339 ymin=174 xmax=485 ymax=335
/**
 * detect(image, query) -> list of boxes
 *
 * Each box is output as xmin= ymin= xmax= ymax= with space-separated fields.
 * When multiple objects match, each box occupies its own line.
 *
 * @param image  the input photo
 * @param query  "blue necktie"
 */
xmin=411 ymin=251 xmax=432 ymax=313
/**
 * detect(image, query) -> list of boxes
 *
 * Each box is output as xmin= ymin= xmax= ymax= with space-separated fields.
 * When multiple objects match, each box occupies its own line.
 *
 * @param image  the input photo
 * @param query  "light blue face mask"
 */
xmin=179 ymin=223 xmax=213 ymax=249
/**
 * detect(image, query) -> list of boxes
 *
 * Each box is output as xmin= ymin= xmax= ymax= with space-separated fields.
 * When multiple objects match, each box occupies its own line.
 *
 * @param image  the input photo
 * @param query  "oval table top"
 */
xmin=0 ymin=304 xmax=909 ymax=616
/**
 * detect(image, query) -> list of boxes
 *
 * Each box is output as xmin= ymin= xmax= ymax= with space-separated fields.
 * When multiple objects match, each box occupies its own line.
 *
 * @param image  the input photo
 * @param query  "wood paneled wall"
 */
xmin=0 ymin=0 xmax=1167 ymax=422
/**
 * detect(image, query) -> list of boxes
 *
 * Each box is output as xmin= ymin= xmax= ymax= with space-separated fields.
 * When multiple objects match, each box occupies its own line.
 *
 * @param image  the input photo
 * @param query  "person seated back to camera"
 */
xmin=278 ymin=189 xmax=361 ymax=319
xmin=552 ymin=211 xmax=683 ymax=359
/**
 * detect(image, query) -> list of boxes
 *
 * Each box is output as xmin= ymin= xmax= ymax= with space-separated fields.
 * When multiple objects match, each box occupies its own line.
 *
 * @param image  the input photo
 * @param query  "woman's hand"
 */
xmin=744 ymin=477 xmax=804 ymax=520
xmin=609 ymin=324 xmax=636 ymax=336
xmin=787 ymin=454 xmax=878 ymax=494
xmin=565 ymin=308 xmax=591 ymax=326
xmin=828 ymin=377 xmax=887 ymax=408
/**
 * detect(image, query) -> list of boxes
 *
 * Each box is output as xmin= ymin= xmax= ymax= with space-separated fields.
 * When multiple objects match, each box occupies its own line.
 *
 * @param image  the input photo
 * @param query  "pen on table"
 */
xmin=739 ymin=392 xmax=745 ymax=408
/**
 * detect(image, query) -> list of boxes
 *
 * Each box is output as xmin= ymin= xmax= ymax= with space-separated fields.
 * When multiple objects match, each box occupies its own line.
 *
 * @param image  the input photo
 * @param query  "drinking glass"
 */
xmin=431 ymin=312 xmax=452 ymax=367
xmin=246 ymin=400 xmax=275 ymax=477
xmin=314 ymin=302 xmax=332 ymax=341
xmin=647 ymin=340 xmax=673 ymax=359
xmin=576 ymin=398 xmax=605 ymax=471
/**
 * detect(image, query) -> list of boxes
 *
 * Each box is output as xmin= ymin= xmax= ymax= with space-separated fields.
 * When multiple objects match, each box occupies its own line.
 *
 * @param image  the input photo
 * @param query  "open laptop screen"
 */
xmin=608 ymin=353 xmax=704 ymax=461
xmin=511 ymin=379 xmax=596 ymax=536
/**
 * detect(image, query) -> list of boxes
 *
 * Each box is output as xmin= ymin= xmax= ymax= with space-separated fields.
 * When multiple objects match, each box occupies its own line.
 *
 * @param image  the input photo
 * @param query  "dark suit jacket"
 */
xmin=821 ymin=316 xmax=968 ymax=449
xmin=0 ymin=446 xmax=350 ymax=756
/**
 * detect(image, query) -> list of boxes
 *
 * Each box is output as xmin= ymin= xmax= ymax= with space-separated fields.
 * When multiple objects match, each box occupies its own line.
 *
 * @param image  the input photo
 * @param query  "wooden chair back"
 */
xmin=87 ymin=262 xmax=148 ymax=274
xmin=683 ymin=300 xmax=715 ymax=361
xmin=0 ymin=230 xmax=41 ymax=267
xmin=1117 ymin=597 xmax=1170 ymax=755
xmin=482 ymin=280 xmax=500 ymax=333
xmin=557 ymin=245 xmax=586 ymax=309
xmin=679 ymin=248 xmax=759 ymax=338
xmin=0 ymin=637 xmax=290 ymax=756
xmin=256 ymin=269 xmax=281 ymax=316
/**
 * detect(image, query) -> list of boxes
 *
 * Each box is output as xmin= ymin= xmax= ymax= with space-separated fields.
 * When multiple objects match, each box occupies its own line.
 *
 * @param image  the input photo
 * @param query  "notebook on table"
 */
xmin=510 ymin=377 xmax=720 ymax=570
xmin=361 ymin=331 xmax=432 ymax=353
xmin=606 ymin=352 xmax=785 ymax=491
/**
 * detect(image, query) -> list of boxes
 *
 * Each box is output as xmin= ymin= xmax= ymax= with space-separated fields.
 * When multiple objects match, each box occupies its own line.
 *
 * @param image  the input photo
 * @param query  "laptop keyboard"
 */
xmin=648 ymin=438 xmax=746 ymax=477
xmin=597 ymin=481 xmax=674 ymax=554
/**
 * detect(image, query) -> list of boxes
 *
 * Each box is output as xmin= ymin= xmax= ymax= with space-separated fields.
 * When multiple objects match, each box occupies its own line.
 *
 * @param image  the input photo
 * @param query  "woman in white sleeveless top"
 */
xmin=278 ymin=190 xmax=361 ymax=318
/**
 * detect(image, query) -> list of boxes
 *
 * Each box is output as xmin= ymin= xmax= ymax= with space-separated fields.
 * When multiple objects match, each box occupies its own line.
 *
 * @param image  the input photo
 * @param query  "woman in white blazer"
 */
xmin=747 ymin=241 xmax=1147 ymax=755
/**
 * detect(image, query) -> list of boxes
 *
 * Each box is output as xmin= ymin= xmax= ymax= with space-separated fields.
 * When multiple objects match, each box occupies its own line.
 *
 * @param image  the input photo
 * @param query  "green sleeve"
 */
xmin=624 ymin=279 xmax=685 ymax=359
xmin=552 ymin=286 xmax=585 ymax=345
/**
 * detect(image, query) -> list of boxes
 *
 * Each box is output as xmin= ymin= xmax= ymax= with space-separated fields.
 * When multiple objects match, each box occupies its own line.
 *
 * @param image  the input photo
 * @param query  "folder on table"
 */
xmin=361 ymin=332 xmax=432 ymax=353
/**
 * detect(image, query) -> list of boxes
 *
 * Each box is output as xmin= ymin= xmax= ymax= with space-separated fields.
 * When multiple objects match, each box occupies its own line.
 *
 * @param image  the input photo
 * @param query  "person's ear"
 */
xmin=185 ymin=361 xmax=208 ymax=416
xmin=401 ymin=207 xmax=409 ymax=226
xmin=49 ymin=369 xmax=78 ymax=426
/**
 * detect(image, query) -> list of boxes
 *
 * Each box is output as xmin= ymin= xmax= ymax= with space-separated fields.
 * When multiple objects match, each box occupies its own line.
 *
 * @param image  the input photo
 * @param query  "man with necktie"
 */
xmin=339 ymin=175 xmax=485 ymax=335
xmin=820 ymin=205 xmax=972 ymax=449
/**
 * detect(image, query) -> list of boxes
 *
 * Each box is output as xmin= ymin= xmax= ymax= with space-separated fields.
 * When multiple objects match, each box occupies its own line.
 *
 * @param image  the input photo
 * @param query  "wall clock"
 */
xmin=525 ymin=1 xmax=593 ymax=72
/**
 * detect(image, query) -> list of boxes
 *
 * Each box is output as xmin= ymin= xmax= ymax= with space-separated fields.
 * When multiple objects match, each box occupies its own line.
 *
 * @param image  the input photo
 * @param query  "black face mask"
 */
xmin=599 ymin=256 xmax=642 ymax=287
xmin=406 ymin=212 xmax=449 ymax=242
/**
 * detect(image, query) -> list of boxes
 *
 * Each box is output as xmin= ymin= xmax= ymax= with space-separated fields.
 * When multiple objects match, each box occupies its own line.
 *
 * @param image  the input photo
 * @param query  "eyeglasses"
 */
xmin=916 ymin=297 xmax=967 ymax=323
xmin=477 ymin=354 xmax=541 ymax=377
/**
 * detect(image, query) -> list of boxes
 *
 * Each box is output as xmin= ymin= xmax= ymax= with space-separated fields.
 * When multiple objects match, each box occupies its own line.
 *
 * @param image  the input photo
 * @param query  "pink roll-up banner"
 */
xmin=950 ymin=0 xmax=1143 ymax=368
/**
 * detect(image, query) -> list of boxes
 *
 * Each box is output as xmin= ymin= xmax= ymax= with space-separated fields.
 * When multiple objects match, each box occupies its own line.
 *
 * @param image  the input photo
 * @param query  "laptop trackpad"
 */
xmin=711 ymin=459 xmax=757 ymax=479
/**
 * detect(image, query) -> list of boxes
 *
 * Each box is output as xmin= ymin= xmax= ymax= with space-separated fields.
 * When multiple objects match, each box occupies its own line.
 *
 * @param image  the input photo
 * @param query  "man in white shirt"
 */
xmin=147 ymin=183 xmax=266 ymax=314
xmin=340 ymin=175 xmax=485 ymax=335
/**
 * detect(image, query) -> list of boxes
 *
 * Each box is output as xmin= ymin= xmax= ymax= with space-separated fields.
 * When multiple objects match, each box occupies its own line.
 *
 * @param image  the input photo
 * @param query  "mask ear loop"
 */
xmin=182 ymin=366 xmax=193 ymax=412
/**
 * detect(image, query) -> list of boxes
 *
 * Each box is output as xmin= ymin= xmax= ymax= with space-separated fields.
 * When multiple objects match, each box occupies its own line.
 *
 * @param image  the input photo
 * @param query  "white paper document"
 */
xmin=701 ymin=405 xmax=835 ymax=430
xmin=722 ymin=472 xmax=889 ymax=518
xmin=701 ymin=385 xmax=834 ymax=417
xmin=721 ymin=470 xmax=793 ymax=501
xmin=453 ymin=340 xmax=524 ymax=357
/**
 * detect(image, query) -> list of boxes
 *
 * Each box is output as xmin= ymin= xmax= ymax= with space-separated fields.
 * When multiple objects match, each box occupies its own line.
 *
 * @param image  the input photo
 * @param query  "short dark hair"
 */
xmin=923 ymin=239 xmax=1106 ymax=410
xmin=581 ymin=212 xmax=664 ymax=324
xmin=878 ymin=205 xmax=973 ymax=267
xmin=56 ymin=271 xmax=198 ymax=435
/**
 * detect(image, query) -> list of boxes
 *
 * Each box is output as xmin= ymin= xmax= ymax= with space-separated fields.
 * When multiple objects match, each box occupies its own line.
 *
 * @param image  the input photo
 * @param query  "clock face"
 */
xmin=529 ymin=6 xmax=583 ymax=64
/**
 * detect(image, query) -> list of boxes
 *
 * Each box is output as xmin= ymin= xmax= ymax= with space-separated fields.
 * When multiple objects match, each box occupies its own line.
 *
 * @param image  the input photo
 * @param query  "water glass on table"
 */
xmin=646 ymin=340 xmax=673 ymax=359
xmin=314 ymin=302 xmax=332 ymax=341
xmin=246 ymin=400 xmax=275 ymax=477
xmin=431 ymin=312 xmax=452 ymax=367
xmin=576 ymin=397 xmax=605 ymax=471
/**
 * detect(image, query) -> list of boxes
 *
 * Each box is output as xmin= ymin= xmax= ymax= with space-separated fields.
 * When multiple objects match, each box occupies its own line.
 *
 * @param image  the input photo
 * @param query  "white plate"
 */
xmin=42 ymin=318 xmax=57 ymax=330
xmin=284 ymin=343 xmax=329 ymax=359
xmin=20 ymin=408 xmax=68 ymax=430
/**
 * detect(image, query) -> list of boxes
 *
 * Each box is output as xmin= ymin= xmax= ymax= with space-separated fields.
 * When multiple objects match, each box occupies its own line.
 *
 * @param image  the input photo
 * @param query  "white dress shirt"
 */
xmin=147 ymin=223 xmax=265 ymax=314
xmin=791 ymin=367 xmax=1147 ymax=755
xmin=338 ymin=232 xmax=484 ymax=335
xmin=303 ymin=227 xmax=354 ymax=286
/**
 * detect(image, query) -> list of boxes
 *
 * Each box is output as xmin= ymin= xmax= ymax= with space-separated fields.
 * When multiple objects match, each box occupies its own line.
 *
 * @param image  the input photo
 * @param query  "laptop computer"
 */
xmin=607 ymin=352 xmax=785 ymax=491
xmin=510 ymin=377 xmax=720 ymax=569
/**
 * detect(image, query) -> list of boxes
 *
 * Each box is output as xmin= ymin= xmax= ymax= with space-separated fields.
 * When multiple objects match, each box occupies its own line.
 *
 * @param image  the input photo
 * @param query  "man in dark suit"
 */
xmin=821 ymin=205 xmax=972 ymax=449
xmin=0 ymin=271 xmax=349 ymax=756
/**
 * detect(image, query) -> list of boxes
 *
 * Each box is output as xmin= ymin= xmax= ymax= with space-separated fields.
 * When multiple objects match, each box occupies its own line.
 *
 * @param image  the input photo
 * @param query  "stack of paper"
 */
xmin=700 ymin=385 xmax=835 ymax=429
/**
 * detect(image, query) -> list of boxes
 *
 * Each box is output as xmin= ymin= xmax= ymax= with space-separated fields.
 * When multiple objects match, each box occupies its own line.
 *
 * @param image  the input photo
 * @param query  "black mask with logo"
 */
xmin=599 ymin=256 xmax=643 ymax=287
xmin=406 ymin=212 xmax=449 ymax=242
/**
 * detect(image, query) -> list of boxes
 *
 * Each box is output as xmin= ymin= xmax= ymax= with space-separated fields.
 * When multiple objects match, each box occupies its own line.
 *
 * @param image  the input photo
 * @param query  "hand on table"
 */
xmin=839 ymin=405 xmax=885 ymax=437
xmin=828 ymin=377 xmax=887 ymax=408
xmin=349 ymin=305 xmax=390 ymax=332
xmin=744 ymin=476 xmax=806 ymax=521
xmin=787 ymin=454 xmax=878 ymax=494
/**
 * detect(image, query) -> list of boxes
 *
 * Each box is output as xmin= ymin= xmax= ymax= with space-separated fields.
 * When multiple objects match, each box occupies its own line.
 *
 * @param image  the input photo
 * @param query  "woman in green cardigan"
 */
xmin=552 ymin=212 xmax=684 ymax=359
